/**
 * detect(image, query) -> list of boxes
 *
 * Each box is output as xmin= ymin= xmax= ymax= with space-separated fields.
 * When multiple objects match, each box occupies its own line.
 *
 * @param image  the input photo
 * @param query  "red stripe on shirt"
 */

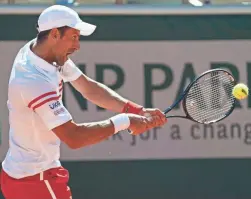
xmin=59 ymin=80 xmax=63 ymax=92
xmin=33 ymin=95 xmax=61 ymax=111
xmin=28 ymin=91 xmax=57 ymax=108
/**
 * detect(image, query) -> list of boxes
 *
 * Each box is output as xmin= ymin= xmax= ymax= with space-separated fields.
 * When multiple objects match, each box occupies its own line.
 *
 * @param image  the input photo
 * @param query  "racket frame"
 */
xmin=164 ymin=68 xmax=237 ymax=124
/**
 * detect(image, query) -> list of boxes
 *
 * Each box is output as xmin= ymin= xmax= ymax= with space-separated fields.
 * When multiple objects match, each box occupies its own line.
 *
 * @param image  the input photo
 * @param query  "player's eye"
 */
xmin=72 ymin=35 xmax=79 ymax=40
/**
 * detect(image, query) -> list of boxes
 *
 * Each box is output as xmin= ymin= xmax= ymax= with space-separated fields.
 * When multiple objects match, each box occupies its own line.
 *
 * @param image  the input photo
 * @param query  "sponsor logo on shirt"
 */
xmin=54 ymin=107 xmax=65 ymax=116
xmin=49 ymin=101 xmax=61 ymax=110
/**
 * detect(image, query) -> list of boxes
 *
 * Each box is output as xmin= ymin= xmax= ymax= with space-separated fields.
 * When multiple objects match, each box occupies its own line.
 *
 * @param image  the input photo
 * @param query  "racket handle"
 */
xmin=163 ymin=107 xmax=172 ymax=114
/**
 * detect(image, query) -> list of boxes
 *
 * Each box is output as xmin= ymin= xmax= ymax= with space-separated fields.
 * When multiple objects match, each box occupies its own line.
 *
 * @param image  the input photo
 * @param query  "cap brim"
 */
xmin=74 ymin=21 xmax=96 ymax=36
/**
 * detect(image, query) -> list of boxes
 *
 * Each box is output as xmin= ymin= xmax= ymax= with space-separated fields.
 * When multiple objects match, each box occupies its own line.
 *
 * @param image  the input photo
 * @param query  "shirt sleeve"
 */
xmin=60 ymin=59 xmax=82 ymax=82
xmin=19 ymin=80 xmax=73 ymax=130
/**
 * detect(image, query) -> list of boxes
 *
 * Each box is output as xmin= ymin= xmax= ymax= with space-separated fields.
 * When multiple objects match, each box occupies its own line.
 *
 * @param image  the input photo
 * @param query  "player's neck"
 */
xmin=31 ymin=41 xmax=56 ymax=65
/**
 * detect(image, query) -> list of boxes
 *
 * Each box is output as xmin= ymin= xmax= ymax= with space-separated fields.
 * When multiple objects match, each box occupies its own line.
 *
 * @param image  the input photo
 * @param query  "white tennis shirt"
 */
xmin=2 ymin=39 xmax=82 ymax=179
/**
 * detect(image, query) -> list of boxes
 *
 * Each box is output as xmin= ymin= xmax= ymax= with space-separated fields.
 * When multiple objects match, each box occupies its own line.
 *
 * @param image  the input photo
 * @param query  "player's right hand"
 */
xmin=127 ymin=113 xmax=165 ymax=135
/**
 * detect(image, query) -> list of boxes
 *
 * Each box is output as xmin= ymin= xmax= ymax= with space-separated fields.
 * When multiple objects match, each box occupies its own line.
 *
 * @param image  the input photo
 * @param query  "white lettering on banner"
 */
xmin=0 ymin=41 xmax=251 ymax=161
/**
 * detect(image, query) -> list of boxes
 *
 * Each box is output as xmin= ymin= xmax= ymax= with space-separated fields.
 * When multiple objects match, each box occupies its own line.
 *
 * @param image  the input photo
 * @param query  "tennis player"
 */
xmin=0 ymin=5 xmax=167 ymax=199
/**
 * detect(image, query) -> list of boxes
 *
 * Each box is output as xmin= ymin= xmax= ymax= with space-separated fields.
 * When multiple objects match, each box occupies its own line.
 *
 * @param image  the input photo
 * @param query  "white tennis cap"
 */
xmin=37 ymin=5 xmax=96 ymax=36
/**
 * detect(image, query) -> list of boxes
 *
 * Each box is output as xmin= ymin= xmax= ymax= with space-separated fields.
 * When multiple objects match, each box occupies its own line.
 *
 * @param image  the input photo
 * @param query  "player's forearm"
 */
xmin=72 ymin=75 xmax=143 ymax=114
xmin=69 ymin=120 xmax=116 ymax=149
xmin=81 ymin=80 xmax=128 ymax=112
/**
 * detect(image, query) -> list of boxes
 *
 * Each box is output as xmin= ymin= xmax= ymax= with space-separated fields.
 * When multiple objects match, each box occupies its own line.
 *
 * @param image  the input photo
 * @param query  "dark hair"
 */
xmin=36 ymin=23 xmax=69 ymax=43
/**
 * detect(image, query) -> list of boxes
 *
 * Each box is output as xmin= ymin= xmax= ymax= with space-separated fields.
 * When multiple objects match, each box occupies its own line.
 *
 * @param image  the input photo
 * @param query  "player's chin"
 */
xmin=65 ymin=54 xmax=70 ymax=59
xmin=62 ymin=54 xmax=70 ymax=63
xmin=66 ymin=52 xmax=71 ymax=57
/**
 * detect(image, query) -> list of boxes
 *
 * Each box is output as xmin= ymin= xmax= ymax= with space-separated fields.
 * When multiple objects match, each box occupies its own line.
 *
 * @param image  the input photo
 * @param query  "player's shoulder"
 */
xmin=10 ymin=70 xmax=52 ymax=88
xmin=14 ymin=39 xmax=34 ymax=62
xmin=10 ymin=39 xmax=52 ymax=86
xmin=8 ymin=39 xmax=58 ymax=104
xmin=9 ymin=58 xmax=52 ymax=95
xmin=11 ymin=40 xmax=36 ymax=72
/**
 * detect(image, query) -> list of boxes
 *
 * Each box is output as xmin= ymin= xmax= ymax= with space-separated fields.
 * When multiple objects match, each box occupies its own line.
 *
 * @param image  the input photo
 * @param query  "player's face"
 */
xmin=53 ymin=28 xmax=80 ymax=65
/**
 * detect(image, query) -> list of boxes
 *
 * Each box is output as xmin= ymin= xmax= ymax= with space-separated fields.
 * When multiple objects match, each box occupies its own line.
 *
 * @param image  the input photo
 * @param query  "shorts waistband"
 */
xmin=2 ymin=166 xmax=66 ymax=182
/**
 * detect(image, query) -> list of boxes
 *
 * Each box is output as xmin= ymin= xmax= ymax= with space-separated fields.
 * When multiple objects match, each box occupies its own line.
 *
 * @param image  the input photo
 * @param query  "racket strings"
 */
xmin=185 ymin=72 xmax=235 ymax=123
xmin=188 ymin=82 xmax=234 ymax=121
xmin=189 ymin=79 xmax=231 ymax=108
xmin=187 ymin=92 xmax=233 ymax=123
xmin=188 ymin=75 xmax=234 ymax=122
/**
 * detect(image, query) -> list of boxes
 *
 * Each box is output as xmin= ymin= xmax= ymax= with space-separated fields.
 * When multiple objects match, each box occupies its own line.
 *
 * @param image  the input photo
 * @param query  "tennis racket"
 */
xmin=163 ymin=68 xmax=236 ymax=124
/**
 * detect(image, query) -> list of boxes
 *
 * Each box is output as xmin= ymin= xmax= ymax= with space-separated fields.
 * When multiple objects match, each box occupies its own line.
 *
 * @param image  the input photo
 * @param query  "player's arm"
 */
xmin=61 ymin=59 xmax=144 ymax=114
xmin=51 ymin=113 xmax=157 ymax=149
xmin=70 ymin=72 xmax=167 ymax=123
xmin=19 ymin=80 xmax=162 ymax=149
xmin=71 ymin=74 xmax=143 ymax=113
xmin=61 ymin=59 xmax=167 ymax=122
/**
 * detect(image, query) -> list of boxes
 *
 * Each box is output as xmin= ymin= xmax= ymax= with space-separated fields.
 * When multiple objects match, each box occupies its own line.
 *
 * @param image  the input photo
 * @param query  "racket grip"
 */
xmin=163 ymin=107 xmax=172 ymax=114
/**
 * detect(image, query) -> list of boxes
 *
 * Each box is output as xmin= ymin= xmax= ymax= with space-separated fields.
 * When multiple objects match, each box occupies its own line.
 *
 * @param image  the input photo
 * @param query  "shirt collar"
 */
xmin=27 ymin=39 xmax=58 ymax=74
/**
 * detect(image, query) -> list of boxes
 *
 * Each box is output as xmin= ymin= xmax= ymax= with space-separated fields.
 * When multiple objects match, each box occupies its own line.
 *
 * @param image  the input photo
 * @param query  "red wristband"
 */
xmin=122 ymin=101 xmax=143 ymax=114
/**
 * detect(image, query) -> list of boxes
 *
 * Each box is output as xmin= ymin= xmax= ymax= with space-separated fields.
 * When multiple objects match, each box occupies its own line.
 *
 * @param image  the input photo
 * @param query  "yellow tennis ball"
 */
xmin=232 ymin=83 xmax=249 ymax=100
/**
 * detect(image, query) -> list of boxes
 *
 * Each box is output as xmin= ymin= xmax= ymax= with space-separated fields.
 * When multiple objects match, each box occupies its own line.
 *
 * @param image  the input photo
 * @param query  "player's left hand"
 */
xmin=139 ymin=108 xmax=167 ymax=127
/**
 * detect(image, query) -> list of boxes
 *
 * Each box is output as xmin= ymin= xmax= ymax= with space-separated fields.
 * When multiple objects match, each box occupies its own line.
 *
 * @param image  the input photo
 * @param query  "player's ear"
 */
xmin=49 ymin=28 xmax=60 ymax=41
